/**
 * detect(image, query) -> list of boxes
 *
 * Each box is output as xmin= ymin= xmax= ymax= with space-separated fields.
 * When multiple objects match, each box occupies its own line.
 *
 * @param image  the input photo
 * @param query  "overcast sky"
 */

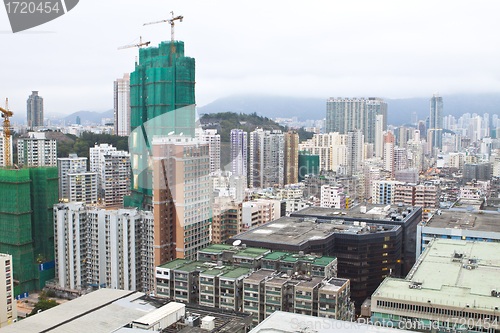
xmin=1 ymin=0 xmax=499 ymax=118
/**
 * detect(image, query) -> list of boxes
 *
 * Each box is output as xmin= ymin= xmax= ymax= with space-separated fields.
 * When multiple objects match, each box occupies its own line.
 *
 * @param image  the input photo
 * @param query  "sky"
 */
xmin=1 ymin=0 xmax=500 ymax=118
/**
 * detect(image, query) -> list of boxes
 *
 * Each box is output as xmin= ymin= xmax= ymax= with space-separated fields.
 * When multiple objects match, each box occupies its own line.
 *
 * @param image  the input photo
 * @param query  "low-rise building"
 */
xmin=242 ymin=199 xmax=281 ymax=230
xmin=371 ymin=239 xmax=500 ymax=333
xmin=320 ymin=185 xmax=346 ymax=209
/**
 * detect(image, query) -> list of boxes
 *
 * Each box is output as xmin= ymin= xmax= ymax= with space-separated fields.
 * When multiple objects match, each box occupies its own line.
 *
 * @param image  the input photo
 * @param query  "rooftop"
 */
xmin=249 ymin=311 xmax=414 ymax=333
xmin=245 ymin=269 xmax=276 ymax=283
xmin=198 ymin=244 xmax=233 ymax=254
xmin=319 ymin=278 xmax=349 ymax=292
xmin=262 ymin=251 xmax=289 ymax=261
xmin=293 ymin=204 xmax=418 ymax=222
xmin=232 ymin=216 xmax=399 ymax=246
xmin=293 ymin=276 xmax=324 ymax=289
xmin=424 ymin=209 xmax=500 ymax=232
xmin=373 ymin=239 xmax=500 ymax=311
xmin=158 ymin=259 xmax=190 ymax=269
xmin=233 ymin=247 xmax=270 ymax=258
xmin=221 ymin=267 xmax=252 ymax=279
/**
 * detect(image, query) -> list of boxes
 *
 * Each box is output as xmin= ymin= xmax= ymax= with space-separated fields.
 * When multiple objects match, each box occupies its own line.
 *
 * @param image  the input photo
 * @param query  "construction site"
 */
xmin=0 ymin=100 xmax=59 ymax=296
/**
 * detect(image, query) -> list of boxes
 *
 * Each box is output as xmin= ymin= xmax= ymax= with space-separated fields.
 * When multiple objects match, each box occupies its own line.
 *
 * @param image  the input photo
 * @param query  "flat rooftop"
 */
xmin=293 ymin=277 xmax=324 ymax=289
xmin=262 ymin=251 xmax=288 ymax=261
xmin=374 ymin=239 xmax=500 ymax=311
xmin=293 ymin=204 xmax=418 ymax=222
xmin=1 ymin=289 xmax=153 ymax=333
xmin=220 ymin=267 xmax=252 ymax=279
xmin=320 ymin=278 xmax=349 ymax=292
xmin=249 ymin=311 xmax=414 ymax=333
xmin=424 ymin=209 xmax=500 ymax=232
xmin=233 ymin=216 xmax=399 ymax=246
xmin=158 ymin=259 xmax=190 ymax=269
xmin=245 ymin=269 xmax=275 ymax=283
xmin=233 ymin=247 xmax=270 ymax=258
xmin=198 ymin=244 xmax=233 ymax=254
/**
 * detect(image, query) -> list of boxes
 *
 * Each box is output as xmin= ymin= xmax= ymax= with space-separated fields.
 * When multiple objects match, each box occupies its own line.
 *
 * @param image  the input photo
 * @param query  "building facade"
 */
xmin=17 ymin=132 xmax=57 ymax=167
xmin=0 ymin=135 xmax=13 ymax=167
xmin=57 ymin=154 xmax=87 ymax=201
xmin=249 ymin=129 xmax=284 ymax=188
xmin=196 ymin=129 xmax=221 ymax=173
xmin=320 ymin=185 xmax=346 ymax=209
xmin=114 ymin=73 xmax=131 ymax=136
xmin=429 ymin=93 xmax=443 ymax=150
xmin=0 ymin=253 xmax=16 ymax=327
xmin=284 ymin=131 xmax=299 ymax=185
xmin=27 ymin=91 xmax=43 ymax=129
xmin=230 ymin=129 xmax=248 ymax=181
xmin=53 ymin=203 xmax=154 ymax=292
xmin=326 ymin=97 xmax=387 ymax=144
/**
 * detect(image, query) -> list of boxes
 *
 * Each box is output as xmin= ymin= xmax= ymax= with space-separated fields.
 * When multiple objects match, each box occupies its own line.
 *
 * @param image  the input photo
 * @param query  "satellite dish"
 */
xmin=233 ymin=240 xmax=241 ymax=246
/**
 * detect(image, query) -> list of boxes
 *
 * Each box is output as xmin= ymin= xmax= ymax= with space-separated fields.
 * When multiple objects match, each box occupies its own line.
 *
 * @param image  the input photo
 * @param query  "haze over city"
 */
xmin=2 ymin=0 xmax=500 ymax=117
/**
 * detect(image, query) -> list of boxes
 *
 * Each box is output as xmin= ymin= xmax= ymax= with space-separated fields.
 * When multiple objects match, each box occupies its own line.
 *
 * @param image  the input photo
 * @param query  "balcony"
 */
xmin=295 ymin=294 xmax=312 ymax=300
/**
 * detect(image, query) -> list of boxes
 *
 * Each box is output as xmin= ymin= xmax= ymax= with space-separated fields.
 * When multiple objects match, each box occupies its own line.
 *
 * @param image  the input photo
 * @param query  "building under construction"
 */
xmin=125 ymin=40 xmax=196 ymax=210
xmin=0 ymin=167 xmax=58 ymax=295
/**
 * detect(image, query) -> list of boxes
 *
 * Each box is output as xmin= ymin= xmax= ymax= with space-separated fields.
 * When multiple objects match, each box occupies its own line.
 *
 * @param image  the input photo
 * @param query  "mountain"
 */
xmin=63 ymin=109 xmax=114 ymax=125
xmin=198 ymin=93 xmax=500 ymax=126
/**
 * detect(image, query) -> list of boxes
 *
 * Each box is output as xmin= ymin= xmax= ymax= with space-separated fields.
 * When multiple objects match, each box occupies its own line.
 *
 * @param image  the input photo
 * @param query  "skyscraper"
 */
xmin=114 ymin=73 xmax=131 ymax=136
xmin=346 ymin=130 xmax=363 ymax=176
xmin=26 ymin=91 xmax=43 ymax=128
xmin=326 ymin=97 xmax=387 ymax=143
xmin=249 ymin=129 xmax=284 ymax=188
xmin=284 ymin=131 xmax=299 ymax=184
xmin=429 ymin=93 xmax=443 ymax=149
xmin=374 ymin=115 xmax=384 ymax=158
xmin=196 ymin=128 xmax=221 ymax=173
xmin=126 ymin=40 xmax=196 ymax=210
xmin=230 ymin=129 xmax=247 ymax=180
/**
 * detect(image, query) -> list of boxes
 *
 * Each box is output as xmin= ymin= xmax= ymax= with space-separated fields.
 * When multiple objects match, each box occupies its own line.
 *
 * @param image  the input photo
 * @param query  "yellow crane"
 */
xmin=0 ymin=98 xmax=13 ymax=167
xmin=144 ymin=11 xmax=183 ymax=60
xmin=117 ymin=36 xmax=151 ymax=50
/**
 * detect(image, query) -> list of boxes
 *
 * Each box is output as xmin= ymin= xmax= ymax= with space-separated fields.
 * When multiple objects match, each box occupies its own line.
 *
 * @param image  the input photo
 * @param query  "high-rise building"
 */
xmin=249 ymin=129 xmax=284 ymax=188
xmin=284 ymin=131 xmax=299 ymax=184
xmin=57 ymin=154 xmax=88 ymax=201
xmin=26 ymin=91 xmax=43 ymax=129
xmin=371 ymin=180 xmax=403 ymax=205
xmin=299 ymin=132 xmax=348 ymax=172
xmin=114 ymin=73 xmax=131 ymax=136
xmin=100 ymin=151 xmax=131 ymax=207
xmin=429 ymin=93 xmax=443 ymax=149
xmin=374 ymin=115 xmax=384 ymax=158
xmin=17 ymin=132 xmax=57 ymax=167
xmin=67 ymin=172 xmax=98 ymax=204
xmin=0 ymin=253 xmax=16 ymax=327
xmin=152 ymin=136 xmax=211 ymax=262
xmin=346 ymin=130 xmax=363 ymax=176
xmin=89 ymin=143 xmax=117 ymax=176
xmin=54 ymin=203 xmax=154 ymax=292
xmin=325 ymin=97 xmax=387 ymax=144
xmin=211 ymin=197 xmax=242 ymax=244
xmin=196 ymin=128 xmax=221 ymax=173
xmin=298 ymin=151 xmax=319 ymax=182
xmin=0 ymin=167 xmax=58 ymax=294
xmin=230 ymin=129 xmax=247 ymax=180
xmin=127 ymin=41 xmax=196 ymax=210
xmin=0 ymin=134 xmax=13 ymax=167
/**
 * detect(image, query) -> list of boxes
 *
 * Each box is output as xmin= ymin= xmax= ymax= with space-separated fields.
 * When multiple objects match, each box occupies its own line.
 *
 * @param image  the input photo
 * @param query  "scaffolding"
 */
xmin=0 ymin=167 xmax=58 ymax=294
xmin=126 ymin=40 xmax=196 ymax=209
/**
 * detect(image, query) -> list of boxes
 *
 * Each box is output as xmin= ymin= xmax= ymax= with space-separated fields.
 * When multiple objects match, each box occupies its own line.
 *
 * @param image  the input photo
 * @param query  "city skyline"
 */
xmin=1 ymin=0 xmax=499 ymax=117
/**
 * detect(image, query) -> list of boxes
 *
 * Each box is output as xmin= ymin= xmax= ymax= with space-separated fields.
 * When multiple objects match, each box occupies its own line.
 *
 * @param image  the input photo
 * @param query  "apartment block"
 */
xmin=394 ymin=184 xmax=416 ymax=206
xmin=114 ymin=73 xmax=131 ymax=136
xmin=249 ymin=129 xmax=284 ymax=188
xmin=284 ymin=131 xmax=299 ymax=185
xmin=230 ymin=129 xmax=248 ymax=180
xmin=100 ymin=151 xmax=131 ymax=206
xmin=371 ymin=180 xmax=402 ymax=205
xmin=17 ymin=132 xmax=57 ymax=167
xmin=67 ymin=172 xmax=98 ymax=205
xmin=196 ymin=128 xmax=221 ymax=173
xmin=242 ymin=199 xmax=282 ymax=230
xmin=0 ymin=254 xmax=16 ymax=327
xmin=58 ymin=154 xmax=87 ymax=200
xmin=152 ymin=136 xmax=211 ymax=262
xmin=0 ymin=135 xmax=13 ymax=167
xmin=320 ymin=185 xmax=346 ymax=209
xmin=414 ymin=184 xmax=439 ymax=208
xmin=53 ymin=203 xmax=154 ymax=293
xmin=212 ymin=197 xmax=243 ymax=244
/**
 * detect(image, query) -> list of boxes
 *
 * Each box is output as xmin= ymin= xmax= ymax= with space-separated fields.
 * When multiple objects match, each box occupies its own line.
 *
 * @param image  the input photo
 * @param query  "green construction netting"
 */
xmin=127 ymin=41 xmax=196 ymax=208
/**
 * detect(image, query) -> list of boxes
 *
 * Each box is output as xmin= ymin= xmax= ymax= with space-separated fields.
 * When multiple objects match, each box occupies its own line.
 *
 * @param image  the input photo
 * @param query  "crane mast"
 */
xmin=144 ymin=11 xmax=183 ymax=61
xmin=117 ymin=36 xmax=151 ymax=50
xmin=0 ymin=98 xmax=13 ymax=167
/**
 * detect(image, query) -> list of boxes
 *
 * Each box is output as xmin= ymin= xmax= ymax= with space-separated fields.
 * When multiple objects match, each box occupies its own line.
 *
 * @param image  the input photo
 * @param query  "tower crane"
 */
xmin=0 ymin=98 xmax=13 ymax=167
xmin=117 ymin=36 xmax=151 ymax=50
xmin=144 ymin=11 xmax=183 ymax=60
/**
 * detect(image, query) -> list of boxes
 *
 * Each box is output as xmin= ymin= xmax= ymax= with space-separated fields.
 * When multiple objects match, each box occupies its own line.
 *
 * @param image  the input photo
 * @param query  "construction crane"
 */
xmin=117 ymin=36 xmax=151 ymax=50
xmin=144 ymin=11 xmax=183 ymax=59
xmin=0 ymin=98 xmax=13 ymax=167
